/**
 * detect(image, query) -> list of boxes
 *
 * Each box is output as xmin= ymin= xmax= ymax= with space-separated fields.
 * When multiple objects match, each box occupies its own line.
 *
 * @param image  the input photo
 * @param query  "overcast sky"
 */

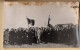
xmin=4 ymin=2 xmax=79 ymax=29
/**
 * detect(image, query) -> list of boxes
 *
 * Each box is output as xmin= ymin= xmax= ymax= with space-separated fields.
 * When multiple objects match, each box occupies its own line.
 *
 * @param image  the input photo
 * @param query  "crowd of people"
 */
xmin=4 ymin=27 xmax=55 ymax=45
xmin=4 ymin=24 xmax=77 ymax=45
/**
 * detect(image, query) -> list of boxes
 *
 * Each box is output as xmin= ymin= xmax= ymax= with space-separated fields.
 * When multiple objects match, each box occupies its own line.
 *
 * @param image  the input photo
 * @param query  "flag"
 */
xmin=48 ymin=15 xmax=51 ymax=26
xmin=27 ymin=17 xmax=35 ymax=26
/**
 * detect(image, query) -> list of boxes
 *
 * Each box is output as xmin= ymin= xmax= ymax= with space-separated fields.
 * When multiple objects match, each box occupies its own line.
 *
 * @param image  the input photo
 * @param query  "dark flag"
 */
xmin=48 ymin=15 xmax=51 ymax=26
xmin=27 ymin=17 xmax=35 ymax=26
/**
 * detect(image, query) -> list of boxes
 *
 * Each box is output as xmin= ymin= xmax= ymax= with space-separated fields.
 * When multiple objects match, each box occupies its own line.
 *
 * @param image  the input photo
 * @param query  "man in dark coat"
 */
xmin=9 ymin=28 xmax=15 ymax=45
xmin=28 ymin=29 xmax=33 ymax=45
xmin=21 ymin=28 xmax=26 ymax=44
xmin=4 ymin=29 xmax=9 ymax=45
xmin=17 ymin=28 xmax=23 ymax=45
xmin=15 ymin=29 xmax=19 ymax=45
xmin=24 ymin=29 xmax=28 ymax=44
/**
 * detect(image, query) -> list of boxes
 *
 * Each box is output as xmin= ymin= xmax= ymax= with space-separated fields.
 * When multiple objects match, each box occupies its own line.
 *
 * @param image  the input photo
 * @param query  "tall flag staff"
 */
xmin=48 ymin=15 xmax=51 ymax=26
xmin=26 ymin=16 xmax=29 ymax=29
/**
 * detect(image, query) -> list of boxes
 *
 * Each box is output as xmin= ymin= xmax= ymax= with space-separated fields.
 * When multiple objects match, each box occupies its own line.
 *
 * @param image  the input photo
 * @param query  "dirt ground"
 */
xmin=4 ymin=43 xmax=76 ymax=48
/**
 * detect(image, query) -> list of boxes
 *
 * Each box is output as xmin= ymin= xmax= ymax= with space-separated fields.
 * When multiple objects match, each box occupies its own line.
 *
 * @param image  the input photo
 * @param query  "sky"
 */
xmin=4 ymin=2 xmax=79 ymax=29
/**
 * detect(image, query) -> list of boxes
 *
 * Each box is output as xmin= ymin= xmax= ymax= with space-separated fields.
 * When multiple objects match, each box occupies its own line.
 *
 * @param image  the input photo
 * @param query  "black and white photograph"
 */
xmin=3 ymin=2 xmax=79 ymax=48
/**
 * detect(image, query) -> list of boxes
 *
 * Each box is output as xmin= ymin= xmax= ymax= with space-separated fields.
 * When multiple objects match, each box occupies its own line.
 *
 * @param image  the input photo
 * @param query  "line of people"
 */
xmin=4 ymin=26 xmax=76 ymax=45
xmin=4 ymin=27 xmax=56 ymax=45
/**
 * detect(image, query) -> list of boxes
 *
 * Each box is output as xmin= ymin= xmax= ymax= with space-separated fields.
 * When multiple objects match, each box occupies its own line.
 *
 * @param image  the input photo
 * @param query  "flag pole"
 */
xmin=28 ymin=23 xmax=29 ymax=29
xmin=48 ymin=15 xmax=50 ymax=26
xmin=26 ymin=16 xmax=29 ymax=29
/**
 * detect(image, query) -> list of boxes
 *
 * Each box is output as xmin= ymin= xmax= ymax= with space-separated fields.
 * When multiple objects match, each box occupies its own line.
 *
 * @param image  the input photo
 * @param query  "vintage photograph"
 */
xmin=3 ymin=2 xmax=79 ymax=48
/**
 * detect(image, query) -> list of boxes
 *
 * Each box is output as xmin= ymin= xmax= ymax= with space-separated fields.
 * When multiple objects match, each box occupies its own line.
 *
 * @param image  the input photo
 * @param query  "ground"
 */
xmin=4 ymin=43 xmax=76 ymax=48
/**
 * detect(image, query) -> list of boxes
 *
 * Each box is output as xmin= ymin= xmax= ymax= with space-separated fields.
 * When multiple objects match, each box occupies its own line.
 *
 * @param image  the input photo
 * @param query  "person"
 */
xmin=14 ymin=29 xmax=17 ymax=45
xmin=4 ymin=29 xmax=9 ymax=45
xmin=24 ymin=28 xmax=28 ymax=44
xmin=40 ymin=27 xmax=44 ymax=43
xmin=46 ymin=27 xmax=51 ymax=43
xmin=43 ymin=28 xmax=48 ymax=43
xmin=17 ymin=28 xmax=22 ymax=45
xmin=21 ymin=28 xmax=26 ymax=44
xmin=28 ymin=28 xmax=33 ymax=45
xmin=31 ymin=28 xmax=36 ymax=43
xmin=19 ymin=28 xmax=24 ymax=45
xmin=15 ymin=29 xmax=19 ymax=45
xmin=9 ymin=28 xmax=15 ymax=45
xmin=35 ymin=28 xmax=41 ymax=44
